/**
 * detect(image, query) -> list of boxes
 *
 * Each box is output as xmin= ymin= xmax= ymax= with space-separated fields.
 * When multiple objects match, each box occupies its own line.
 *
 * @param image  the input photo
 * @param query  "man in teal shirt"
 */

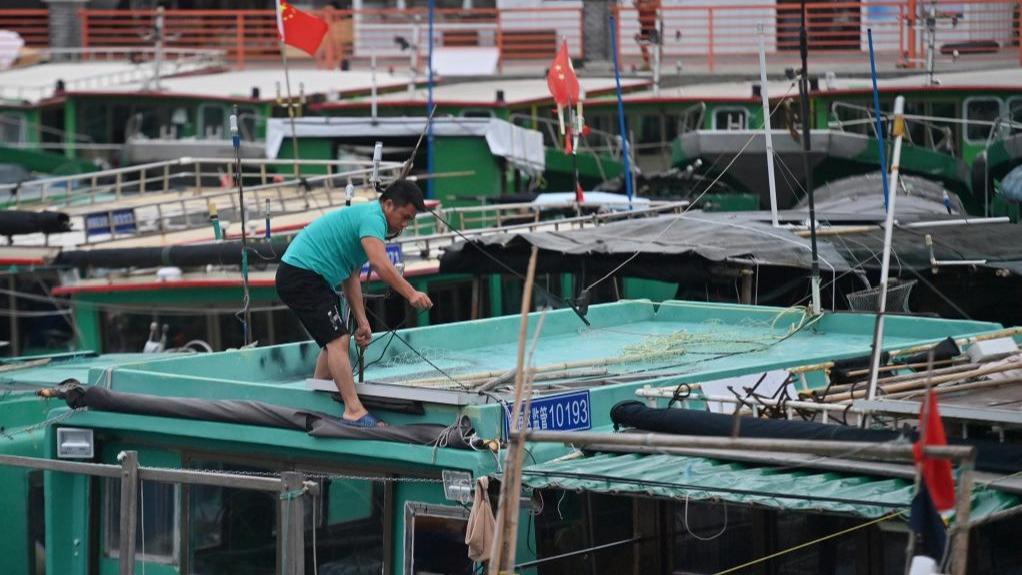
xmin=276 ymin=180 xmax=433 ymax=427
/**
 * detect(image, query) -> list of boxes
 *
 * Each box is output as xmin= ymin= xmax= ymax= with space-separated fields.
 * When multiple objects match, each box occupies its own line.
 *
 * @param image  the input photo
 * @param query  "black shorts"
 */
xmin=276 ymin=262 xmax=348 ymax=348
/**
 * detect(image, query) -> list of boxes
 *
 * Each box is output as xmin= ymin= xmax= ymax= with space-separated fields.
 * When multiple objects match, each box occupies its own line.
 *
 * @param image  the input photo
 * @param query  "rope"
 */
xmin=711 ymin=511 xmax=903 ymax=575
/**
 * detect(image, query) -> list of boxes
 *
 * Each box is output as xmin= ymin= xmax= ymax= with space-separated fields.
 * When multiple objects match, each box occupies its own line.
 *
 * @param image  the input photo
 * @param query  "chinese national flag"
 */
xmin=913 ymin=390 xmax=955 ymax=511
xmin=276 ymin=1 xmax=328 ymax=56
xmin=546 ymin=40 xmax=580 ymax=106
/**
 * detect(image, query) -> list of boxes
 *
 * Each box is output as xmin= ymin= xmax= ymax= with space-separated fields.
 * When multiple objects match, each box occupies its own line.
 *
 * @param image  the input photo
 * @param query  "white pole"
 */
xmin=866 ymin=95 xmax=906 ymax=401
xmin=758 ymin=25 xmax=779 ymax=228
xmin=370 ymin=53 xmax=378 ymax=122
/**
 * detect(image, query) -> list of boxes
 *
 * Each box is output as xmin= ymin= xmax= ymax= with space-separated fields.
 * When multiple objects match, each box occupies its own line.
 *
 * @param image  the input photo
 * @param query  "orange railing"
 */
xmin=2 ymin=3 xmax=1016 ymax=72
xmin=0 ymin=9 xmax=49 ymax=47
xmin=613 ymin=0 xmax=1021 ymax=72
xmin=75 ymin=6 xmax=583 ymax=70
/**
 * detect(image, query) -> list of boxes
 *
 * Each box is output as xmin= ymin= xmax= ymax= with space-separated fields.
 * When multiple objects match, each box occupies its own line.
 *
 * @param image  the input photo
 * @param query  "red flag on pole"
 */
xmin=913 ymin=389 xmax=955 ymax=511
xmin=276 ymin=1 xmax=328 ymax=56
xmin=546 ymin=40 xmax=580 ymax=106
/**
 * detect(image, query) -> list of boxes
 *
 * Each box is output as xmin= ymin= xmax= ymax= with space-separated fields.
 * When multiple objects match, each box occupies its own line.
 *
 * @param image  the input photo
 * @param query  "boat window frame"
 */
xmin=962 ymin=96 xmax=1004 ymax=144
xmin=101 ymin=478 xmax=182 ymax=566
xmin=1007 ymin=96 xmax=1022 ymax=135
xmin=0 ymin=111 xmax=27 ymax=145
xmin=402 ymin=501 xmax=471 ymax=575
xmin=196 ymin=103 xmax=228 ymax=140
xmin=711 ymin=106 xmax=749 ymax=131
xmin=180 ymin=449 xmax=403 ymax=575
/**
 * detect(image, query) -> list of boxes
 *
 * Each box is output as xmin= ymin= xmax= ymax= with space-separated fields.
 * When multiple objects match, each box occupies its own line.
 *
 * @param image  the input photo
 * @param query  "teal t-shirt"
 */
xmin=282 ymin=202 xmax=388 ymax=288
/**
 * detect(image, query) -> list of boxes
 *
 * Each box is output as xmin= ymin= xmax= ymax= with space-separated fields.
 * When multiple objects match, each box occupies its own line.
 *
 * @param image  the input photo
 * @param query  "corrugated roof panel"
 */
xmin=520 ymin=452 xmax=1018 ymax=520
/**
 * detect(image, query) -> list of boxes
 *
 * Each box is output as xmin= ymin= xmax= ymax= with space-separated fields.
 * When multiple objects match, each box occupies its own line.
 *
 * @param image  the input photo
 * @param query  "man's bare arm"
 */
xmin=362 ymin=237 xmax=433 ymax=309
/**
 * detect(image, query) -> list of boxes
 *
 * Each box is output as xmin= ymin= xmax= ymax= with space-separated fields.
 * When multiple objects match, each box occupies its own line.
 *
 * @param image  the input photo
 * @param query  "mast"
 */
xmin=798 ymin=0 xmax=821 ymax=314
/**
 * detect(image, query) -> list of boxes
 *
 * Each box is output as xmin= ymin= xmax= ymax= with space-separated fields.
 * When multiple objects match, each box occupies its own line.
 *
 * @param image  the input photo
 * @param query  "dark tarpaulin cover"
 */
xmin=54 ymin=238 xmax=290 ymax=269
xmin=63 ymin=385 xmax=470 ymax=448
xmin=0 ymin=210 xmax=71 ymax=236
xmin=439 ymin=214 xmax=852 ymax=281
xmin=611 ymin=400 xmax=1022 ymax=474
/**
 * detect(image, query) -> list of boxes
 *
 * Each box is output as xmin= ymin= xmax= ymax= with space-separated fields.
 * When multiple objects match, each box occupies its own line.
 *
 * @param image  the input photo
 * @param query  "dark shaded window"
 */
xmin=28 ymin=471 xmax=45 ymax=575
xmin=104 ymin=479 xmax=178 ymax=563
xmin=965 ymin=98 xmax=1002 ymax=142
xmin=714 ymin=108 xmax=748 ymax=130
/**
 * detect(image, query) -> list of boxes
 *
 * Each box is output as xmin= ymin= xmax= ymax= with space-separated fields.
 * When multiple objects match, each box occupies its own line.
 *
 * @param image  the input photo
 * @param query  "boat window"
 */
xmin=187 ymin=461 xmax=278 ymax=575
xmin=461 ymin=108 xmax=495 ymax=118
xmin=404 ymin=502 xmax=472 ymax=575
xmin=305 ymin=477 xmax=386 ymax=574
xmin=0 ymin=112 xmax=26 ymax=144
xmin=713 ymin=108 xmax=748 ymax=130
xmin=639 ymin=113 xmax=663 ymax=146
xmin=533 ymin=491 xmax=635 ymax=574
xmin=27 ymin=471 xmax=45 ymax=575
xmin=1008 ymin=97 xmax=1022 ymax=135
xmin=964 ymin=97 xmax=1003 ymax=142
xmin=927 ymin=101 xmax=958 ymax=155
xmin=198 ymin=104 xmax=226 ymax=140
xmin=237 ymin=107 xmax=259 ymax=141
xmin=104 ymin=479 xmax=179 ymax=564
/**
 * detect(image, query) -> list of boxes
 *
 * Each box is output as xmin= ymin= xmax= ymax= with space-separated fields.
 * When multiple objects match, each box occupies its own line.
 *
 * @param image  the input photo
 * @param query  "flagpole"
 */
xmin=609 ymin=15 xmax=635 ymax=207
xmin=278 ymin=39 xmax=303 ymax=186
xmin=798 ymin=0 xmax=822 ymax=315
xmin=426 ymin=0 xmax=435 ymax=196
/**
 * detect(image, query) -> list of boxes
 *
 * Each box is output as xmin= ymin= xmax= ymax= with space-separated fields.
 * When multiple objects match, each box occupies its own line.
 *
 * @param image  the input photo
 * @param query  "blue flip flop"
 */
xmin=342 ymin=412 xmax=385 ymax=428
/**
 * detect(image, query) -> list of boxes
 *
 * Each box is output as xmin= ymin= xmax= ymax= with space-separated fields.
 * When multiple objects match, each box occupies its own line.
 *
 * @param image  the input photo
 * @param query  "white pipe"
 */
xmin=758 ymin=26 xmax=780 ymax=228
xmin=866 ymin=96 xmax=906 ymax=401
xmin=903 ymin=217 xmax=1010 ymax=228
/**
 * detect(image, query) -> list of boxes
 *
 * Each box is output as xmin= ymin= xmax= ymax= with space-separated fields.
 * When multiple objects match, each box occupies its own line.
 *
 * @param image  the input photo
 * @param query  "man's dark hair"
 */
xmin=380 ymin=179 xmax=426 ymax=211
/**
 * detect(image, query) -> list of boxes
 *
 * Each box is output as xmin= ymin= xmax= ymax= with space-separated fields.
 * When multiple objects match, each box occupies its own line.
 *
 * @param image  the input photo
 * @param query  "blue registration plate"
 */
xmin=503 ymin=389 xmax=592 ymax=438
xmin=361 ymin=243 xmax=402 ymax=275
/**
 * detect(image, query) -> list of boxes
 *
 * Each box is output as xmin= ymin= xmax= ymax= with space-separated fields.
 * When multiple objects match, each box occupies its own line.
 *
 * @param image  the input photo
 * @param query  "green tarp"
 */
xmin=520 ymin=452 xmax=1019 ymax=520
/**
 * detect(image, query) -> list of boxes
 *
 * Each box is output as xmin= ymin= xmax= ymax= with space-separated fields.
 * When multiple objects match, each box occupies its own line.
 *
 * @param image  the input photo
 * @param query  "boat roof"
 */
xmin=615 ymin=67 xmax=1022 ymax=103
xmin=318 ymin=77 xmax=650 ymax=108
xmin=6 ymin=299 xmax=1015 ymax=493
xmin=72 ymin=68 xmax=419 ymax=102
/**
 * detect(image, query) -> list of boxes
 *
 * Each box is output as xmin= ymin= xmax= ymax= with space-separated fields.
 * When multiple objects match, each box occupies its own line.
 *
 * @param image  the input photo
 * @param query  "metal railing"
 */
xmin=74 ymin=6 xmax=583 ymax=70
xmin=394 ymin=200 xmax=689 ymax=262
xmin=0 ymin=47 xmax=225 ymax=102
xmin=0 ymin=9 xmax=48 ymax=47
xmin=3 ymin=2 xmax=1018 ymax=74
xmin=0 ymin=450 xmax=315 ymax=575
xmin=612 ymin=0 xmax=1022 ymax=72
xmin=0 ymin=157 xmax=401 ymax=208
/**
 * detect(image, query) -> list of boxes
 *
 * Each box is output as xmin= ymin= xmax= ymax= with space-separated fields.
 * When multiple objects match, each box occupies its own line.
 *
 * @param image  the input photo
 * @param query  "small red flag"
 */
xmin=546 ymin=40 xmax=580 ymax=107
xmin=276 ymin=1 xmax=328 ymax=56
xmin=913 ymin=390 xmax=955 ymax=511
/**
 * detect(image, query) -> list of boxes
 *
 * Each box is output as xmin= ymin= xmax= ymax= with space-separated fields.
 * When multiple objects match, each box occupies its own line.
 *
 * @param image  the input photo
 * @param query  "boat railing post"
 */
xmin=139 ymin=168 xmax=146 ymax=195
xmin=194 ymin=161 xmax=202 ymax=192
xmin=279 ymin=472 xmax=306 ymax=575
xmin=162 ymin=163 xmax=170 ymax=193
xmin=117 ymin=451 xmax=139 ymax=575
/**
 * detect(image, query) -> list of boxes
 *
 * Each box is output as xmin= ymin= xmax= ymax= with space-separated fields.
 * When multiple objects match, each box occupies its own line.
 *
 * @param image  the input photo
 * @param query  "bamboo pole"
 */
xmin=405 ymin=354 xmax=652 ymax=387
xmin=787 ymin=327 xmax=1022 ymax=375
xmin=522 ymin=431 xmax=975 ymax=462
xmin=489 ymin=246 xmax=539 ymax=574
xmin=883 ymin=375 xmax=1022 ymax=400
xmin=813 ymin=362 xmax=980 ymax=397
xmin=825 ymin=359 xmax=1022 ymax=403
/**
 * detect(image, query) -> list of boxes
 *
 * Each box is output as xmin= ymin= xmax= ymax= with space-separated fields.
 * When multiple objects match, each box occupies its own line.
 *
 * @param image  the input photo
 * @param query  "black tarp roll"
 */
xmin=62 ymin=385 xmax=471 ymax=448
xmin=0 ymin=210 xmax=71 ymax=236
xmin=611 ymin=400 xmax=1022 ymax=474
xmin=54 ymin=238 xmax=290 ymax=269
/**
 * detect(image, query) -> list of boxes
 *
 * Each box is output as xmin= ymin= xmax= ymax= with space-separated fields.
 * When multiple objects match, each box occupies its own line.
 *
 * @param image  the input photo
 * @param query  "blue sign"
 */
xmin=361 ymin=243 xmax=403 ymax=275
xmin=503 ymin=389 xmax=592 ymax=439
xmin=84 ymin=208 xmax=137 ymax=237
